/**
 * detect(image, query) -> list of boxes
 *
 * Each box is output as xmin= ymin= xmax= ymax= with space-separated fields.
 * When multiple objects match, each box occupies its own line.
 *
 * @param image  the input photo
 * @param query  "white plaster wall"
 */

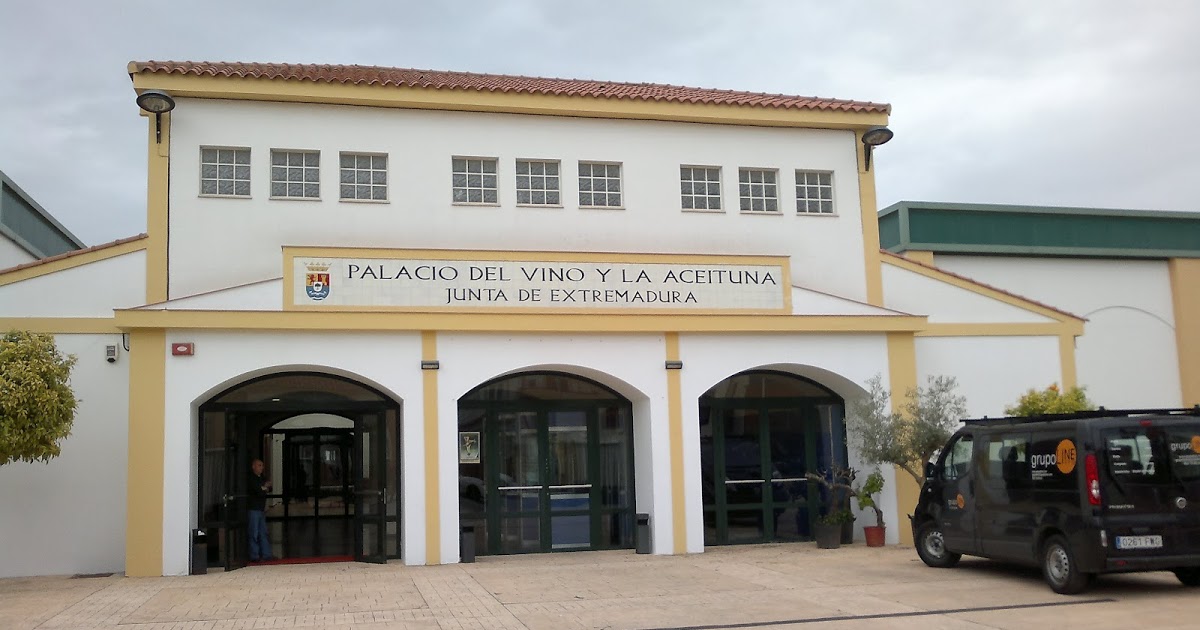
xmin=679 ymin=333 xmax=900 ymax=545
xmin=0 ymin=251 xmax=147 ymax=317
xmin=160 ymin=330 xmax=423 ymax=575
xmin=935 ymin=255 xmax=1181 ymax=407
xmin=0 ymin=235 xmax=36 ymax=269
xmin=0 ymin=333 xmax=130 ymax=577
xmin=166 ymin=99 xmax=867 ymax=302
xmin=437 ymin=333 xmax=670 ymax=558
xmin=915 ymin=335 xmax=1062 ymax=418
xmin=880 ymin=264 xmax=1054 ymax=323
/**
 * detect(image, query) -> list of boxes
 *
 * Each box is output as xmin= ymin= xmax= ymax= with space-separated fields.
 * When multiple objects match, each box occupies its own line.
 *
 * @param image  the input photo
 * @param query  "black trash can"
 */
xmin=190 ymin=528 xmax=208 ymax=575
xmin=635 ymin=513 xmax=651 ymax=554
xmin=460 ymin=524 xmax=476 ymax=563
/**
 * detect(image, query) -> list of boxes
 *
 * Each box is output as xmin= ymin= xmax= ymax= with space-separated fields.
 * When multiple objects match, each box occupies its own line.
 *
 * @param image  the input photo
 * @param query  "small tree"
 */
xmin=846 ymin=374 xmax=968 ymax=484
xmin=1004 ymin=383 xmax=1093 ymax=416
xmin=0 ymin=331 xmax=78 ymax=465
xmin=855 ymin=470 xmax=886 ymax=528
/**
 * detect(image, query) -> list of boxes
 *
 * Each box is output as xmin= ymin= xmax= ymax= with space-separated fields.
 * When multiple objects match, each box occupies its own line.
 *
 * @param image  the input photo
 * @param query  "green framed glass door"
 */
xmin=353 ymin=411 xmax=387 ymax=563
xmin=703 ymin=404 xmax=819 ymax=545
xmin=489 ymin=408 xmax=597 ymax=554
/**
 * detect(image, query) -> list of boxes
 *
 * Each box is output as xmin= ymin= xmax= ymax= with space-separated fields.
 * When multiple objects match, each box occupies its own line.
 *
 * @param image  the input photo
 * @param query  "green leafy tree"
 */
xmin=846 ymin=374 xmax=968 ymax=484
xmin=0 ymin=331 xmax=78 ymax=465
xmin=1004 ymin=383 xmax=1093 ymax=416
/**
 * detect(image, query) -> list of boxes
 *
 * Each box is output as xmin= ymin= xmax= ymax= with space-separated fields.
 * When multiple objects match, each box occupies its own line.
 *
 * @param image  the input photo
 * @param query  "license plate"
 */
xmin=1115 ymin=535 xmax=1163 ymax=550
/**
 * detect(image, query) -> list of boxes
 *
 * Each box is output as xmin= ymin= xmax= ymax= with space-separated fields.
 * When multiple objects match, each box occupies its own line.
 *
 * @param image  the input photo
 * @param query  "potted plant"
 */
xmin=805 ymin=465 xmax=856 ymax=549
xmin=856 ymin=470 xmax=886 ymax=547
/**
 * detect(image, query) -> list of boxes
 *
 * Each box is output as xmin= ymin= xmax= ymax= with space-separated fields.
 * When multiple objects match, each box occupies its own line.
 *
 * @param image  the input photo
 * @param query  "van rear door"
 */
xmin=1100 ymin=421 xmax=1200 ymax=557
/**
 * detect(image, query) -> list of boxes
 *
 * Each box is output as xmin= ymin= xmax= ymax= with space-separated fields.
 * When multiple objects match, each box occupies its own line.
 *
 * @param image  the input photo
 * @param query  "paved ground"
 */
xmin=3 ymin=544 xmax=1198 ymax=629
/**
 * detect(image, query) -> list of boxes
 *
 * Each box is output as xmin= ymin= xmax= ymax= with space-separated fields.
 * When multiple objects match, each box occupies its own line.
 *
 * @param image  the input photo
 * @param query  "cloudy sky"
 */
xmin=1 ymin=1 xmax=1197 ymax=245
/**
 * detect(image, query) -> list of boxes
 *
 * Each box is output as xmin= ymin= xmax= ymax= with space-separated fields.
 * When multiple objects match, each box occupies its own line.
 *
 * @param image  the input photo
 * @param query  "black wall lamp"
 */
xmin=421 ymin=360 xmax=440 ymax=370
xmin=136 ymin=90 xmax=175 ymax=143
xmin=861 ymin=125 xmax=894 ymax=172
xmin=665 ymin=360 xmax=683 ymax=370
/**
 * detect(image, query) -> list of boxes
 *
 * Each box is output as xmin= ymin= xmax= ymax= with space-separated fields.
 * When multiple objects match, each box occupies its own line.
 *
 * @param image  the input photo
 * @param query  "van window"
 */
xmin=1167 ymin=428 xmax=1200 ymax=481
xmin=942 ymin=434 xmax=973 ymax=480
xmin=1107 ymin=433 xmax=1161 ymax=480
xmin=982 ymin=434 xmax=1029 ymax=486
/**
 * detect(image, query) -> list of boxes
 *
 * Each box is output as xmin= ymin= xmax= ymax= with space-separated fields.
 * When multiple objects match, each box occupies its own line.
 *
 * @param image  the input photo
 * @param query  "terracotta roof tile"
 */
xmin=0 ymin=234 xmax=148 ymax=276
xmin=130 ymin=61 xmax=891 ymax=115
xmin=880 ymin=250 xmax=1086 ymax=322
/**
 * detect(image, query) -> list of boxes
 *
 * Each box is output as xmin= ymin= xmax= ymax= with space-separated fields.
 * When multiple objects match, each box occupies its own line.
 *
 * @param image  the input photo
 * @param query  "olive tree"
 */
xmin=846 ymin=374 xmax=968 ymax=484
xmin=0 ymin=331 xmax=78 ymax=465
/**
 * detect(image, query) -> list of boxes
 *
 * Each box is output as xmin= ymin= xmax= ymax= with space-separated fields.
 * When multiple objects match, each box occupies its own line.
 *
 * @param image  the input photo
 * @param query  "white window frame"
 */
xmin=515 ymin=159 xmax=562 ymax=207
xmin=199 ymin=146 xmax=251 ymax=198
xmin=680 ymin=165 xmax=723 ymax=212
xmin=738 ymin=167 xmax=780 ymax=214
xmin=339 ymin=152 xmax=389 ymax=203
xmin=795 ymin=170 xmax=835 ymax=215
xmin=270 ymin=149 xmax=321 ymax=200
xmin=452 ymin=156 xmax=500 ymax=205
xmin=578 ymin=161 xmax=623 ymax=209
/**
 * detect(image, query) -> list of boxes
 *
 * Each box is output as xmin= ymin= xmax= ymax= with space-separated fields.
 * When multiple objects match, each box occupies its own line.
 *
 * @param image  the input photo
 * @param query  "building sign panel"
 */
xmin=287 ymin=249 xmax=788 ymax=313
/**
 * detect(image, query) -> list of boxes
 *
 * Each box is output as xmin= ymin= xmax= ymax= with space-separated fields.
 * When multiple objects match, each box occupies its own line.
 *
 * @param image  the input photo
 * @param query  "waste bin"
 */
xmin=460 ymin=524 xmax=476 ymax=563
xmin=635 ymin=513 xmax=651 ymax=554
xmin=190 ymin=528 xmax=208 ymax=575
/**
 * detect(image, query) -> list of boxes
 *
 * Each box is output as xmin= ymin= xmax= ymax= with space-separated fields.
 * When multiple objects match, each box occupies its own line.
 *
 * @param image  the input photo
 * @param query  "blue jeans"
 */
xmin=248 ymin=510 xmax=272 ymax=561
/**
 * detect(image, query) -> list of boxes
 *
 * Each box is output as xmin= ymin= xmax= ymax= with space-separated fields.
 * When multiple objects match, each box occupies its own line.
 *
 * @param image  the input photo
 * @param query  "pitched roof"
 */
xmin=880 ymin=250 xmax=1085 ymax=322
xmin=0 ymin=234 xmax=148 ymax=277
xmin=129 ymin=61 xmax=891 ymax=114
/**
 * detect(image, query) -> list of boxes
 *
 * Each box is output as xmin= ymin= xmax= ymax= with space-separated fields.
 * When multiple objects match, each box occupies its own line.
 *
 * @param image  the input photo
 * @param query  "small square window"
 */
xmin=578 ymin=162 xmax=622 ymax=208
xmin=340 ymin=152 xmax=388 ymax=202
xmin=270 ymin=150 xmax=320 ymax=199
xmin=795 ymin=170 xmax=834 ymax=214
xmin=738 ymin=168 xmax=779 ymax=213
xmin=200 ymin=147 xmax=251 ymax=197
xmin=681 ymin=166 xmax=722 ymax=211
xmin=453 ymin=157 xmax=499 ymax=204
xmin=515 ymin=159 xmax=561 ymax=206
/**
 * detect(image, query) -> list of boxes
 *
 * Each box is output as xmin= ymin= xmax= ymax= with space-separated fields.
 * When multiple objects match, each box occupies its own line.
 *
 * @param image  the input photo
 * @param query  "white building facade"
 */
xmin=2 ymin=62 xmax=1133 ymax=578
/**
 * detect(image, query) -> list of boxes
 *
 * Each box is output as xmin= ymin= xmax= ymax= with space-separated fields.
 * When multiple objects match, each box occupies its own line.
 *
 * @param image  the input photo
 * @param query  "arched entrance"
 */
xmin=458 ymin=371 xmax=635 ymax=555
xmin=197 ymin=372 xmax=401 ymax=570
xmin=699 ymin=370 xmax=846 ymax=545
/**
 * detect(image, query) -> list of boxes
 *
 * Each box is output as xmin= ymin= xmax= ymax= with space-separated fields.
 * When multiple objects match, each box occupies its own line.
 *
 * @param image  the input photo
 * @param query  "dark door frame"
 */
xmin=198 ymin=399 xmax=400 ymax=570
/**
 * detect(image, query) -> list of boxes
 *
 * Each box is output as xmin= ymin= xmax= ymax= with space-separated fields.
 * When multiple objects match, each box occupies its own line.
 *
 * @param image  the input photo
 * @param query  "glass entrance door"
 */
xmin=354 ymin=412 xmax=387 ymax=563
xmin=703 ymin=405 xmax=819 ymax=545
xmin=223 ymin=411 xmax=249 ymax=571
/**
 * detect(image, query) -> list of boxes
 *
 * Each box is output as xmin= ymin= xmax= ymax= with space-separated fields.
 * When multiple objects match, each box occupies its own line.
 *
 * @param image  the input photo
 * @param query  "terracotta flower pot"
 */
xmin=863 ymin=525 xmax=886 ymax=547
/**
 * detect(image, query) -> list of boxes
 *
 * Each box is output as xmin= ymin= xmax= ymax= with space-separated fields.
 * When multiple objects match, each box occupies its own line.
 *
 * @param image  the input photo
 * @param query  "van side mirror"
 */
xmin=924 ymin=461 xmax=938 ymax=480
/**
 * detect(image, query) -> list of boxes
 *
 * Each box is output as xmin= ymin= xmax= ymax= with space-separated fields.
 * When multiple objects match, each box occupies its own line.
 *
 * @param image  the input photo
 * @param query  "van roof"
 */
xmin=962 ymin=406 xmax=1200 ymax=426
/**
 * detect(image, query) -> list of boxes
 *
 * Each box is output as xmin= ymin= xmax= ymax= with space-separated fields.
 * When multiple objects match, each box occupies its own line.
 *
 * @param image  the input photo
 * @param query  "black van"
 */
xmin=911 ymin=407 xmax=1200 ymax=593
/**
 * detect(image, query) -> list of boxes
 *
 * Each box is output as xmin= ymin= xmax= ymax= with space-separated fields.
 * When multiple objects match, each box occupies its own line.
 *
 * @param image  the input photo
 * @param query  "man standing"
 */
xmin=248 ymin=458 xmax=274 ymax=562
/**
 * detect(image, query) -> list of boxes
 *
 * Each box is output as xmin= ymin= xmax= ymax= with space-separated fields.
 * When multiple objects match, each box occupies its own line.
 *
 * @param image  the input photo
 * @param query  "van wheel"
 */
xmin=1042 ymin=535 xmax=1091 ymax=594
xmin=1174 ymin=568 xmax=1200 ymax=586
xmin=915 ymin=521 xmax=961 ymax=568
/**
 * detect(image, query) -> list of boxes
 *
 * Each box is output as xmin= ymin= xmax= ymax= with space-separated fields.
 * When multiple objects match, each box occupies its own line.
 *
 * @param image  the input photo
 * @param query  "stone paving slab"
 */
xmin=3 ymin=544 xmax=1199 ymax=629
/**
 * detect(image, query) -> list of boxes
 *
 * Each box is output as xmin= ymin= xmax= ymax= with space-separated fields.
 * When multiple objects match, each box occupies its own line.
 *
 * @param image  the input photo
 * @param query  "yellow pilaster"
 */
xmin=665 ymin=333 xmax=688 ymax=554
xmin=856 ymin=130 xmax=884 ymax=307
xmin=125 ymin=329 xmax=166 ymax=576
xmin=1058 ymin=333 xmax=1078 ymax=390
xmin=1169 ymin=258 xmax=1200 ymax=406
xmin=421 ymin=331 xmax=441 ymax=564
xmin=143 ymin=111 xmax=170 ymax=303
xmin=886 ymin=331 xmax=920 ymax=545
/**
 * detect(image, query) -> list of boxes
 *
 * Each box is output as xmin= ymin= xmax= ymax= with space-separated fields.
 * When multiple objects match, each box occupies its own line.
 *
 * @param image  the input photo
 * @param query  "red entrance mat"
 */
xmin=250 ymin=555 xmax=354 ymax=566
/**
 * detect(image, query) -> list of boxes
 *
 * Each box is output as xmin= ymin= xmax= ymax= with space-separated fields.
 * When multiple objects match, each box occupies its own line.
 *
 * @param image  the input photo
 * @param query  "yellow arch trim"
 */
xmin=130 ymin=73 xmax=889 ymax=131
xmin=421 ymin=331 xmax=440 ymax=564
xmin=114 ymin=309 xmax=926 ymax=333
xmin=0 ymin=239 xmax=147 ymax=288
xmin=665 ymin=333 xmax=687 ymax=554
xmin=125 ymin=328 xmax=166 ymax=576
